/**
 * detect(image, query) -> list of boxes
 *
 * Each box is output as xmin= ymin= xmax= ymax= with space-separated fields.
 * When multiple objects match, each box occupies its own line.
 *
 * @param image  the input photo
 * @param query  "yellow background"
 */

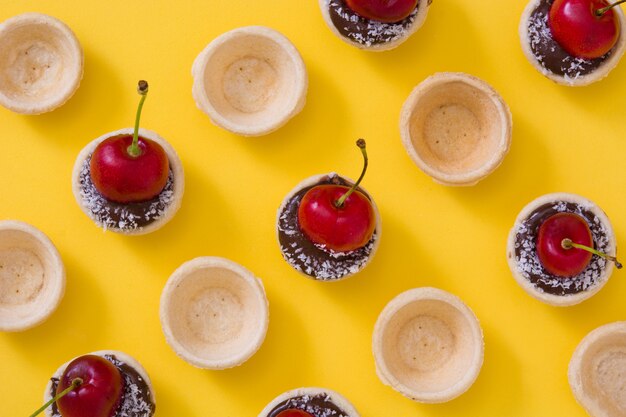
xmin=1 ymin=0 xmax=625 ymax=416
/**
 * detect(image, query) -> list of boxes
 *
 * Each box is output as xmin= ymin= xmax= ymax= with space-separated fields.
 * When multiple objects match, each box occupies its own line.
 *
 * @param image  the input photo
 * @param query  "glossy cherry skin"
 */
xmin=549 ymin=0 xmax=620 ymax=59
xmin=298 ymin=184 xmax=376 ymax=253
xmin=345 ymin=0 xmax=418 ymax=23
xmin=275 ymin=410 xmax=314 ymax=417
xmin=56 ymin=355 xmax=124 ymax=417
xmin=90 ymin=134 xmax=169 ymax=203
xmin=536 ymin=212 xmax=594 ymax=277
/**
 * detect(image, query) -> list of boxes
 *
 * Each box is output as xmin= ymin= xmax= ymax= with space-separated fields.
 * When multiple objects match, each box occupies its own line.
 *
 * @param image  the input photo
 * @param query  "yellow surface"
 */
xmin=1 ymin=1 xmax=626 ymax=416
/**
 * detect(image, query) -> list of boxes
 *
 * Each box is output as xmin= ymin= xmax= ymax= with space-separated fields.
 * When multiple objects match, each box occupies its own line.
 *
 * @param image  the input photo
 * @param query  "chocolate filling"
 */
xmin=78 ymin=152 xmax=175 ymax=232
xmin=526 ymin=0 xmax=614 ymax=80
xmin=327 ymin=0 xmax=421 ymax=47
xmin=277 ymin=174 xmax=377 ymax=281
xmin=512 ymin=201 xmax=610 ymax=296
xmin=267 ymin=393 xmax=350 ymax=417
xmin=49 ymin=354 xmax=155 ymax=417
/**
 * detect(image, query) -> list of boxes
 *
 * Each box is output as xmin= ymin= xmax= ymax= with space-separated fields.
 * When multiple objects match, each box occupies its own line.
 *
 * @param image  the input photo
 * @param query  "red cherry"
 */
xmin=549 ymin=0 xmax=621 ymax=59
xmin=297 ymin=139 xmax=375 ymax=253
xmin=298 ymin=184 xmax=376 ymax=252
xmin=56 ymin=355 xmax=124 ymax=417
xmin=90 ymin=134 xmax=169 ymax=203
xmin=276 ymin=410 xmax=314 ymax=417
xmin=89 ymin=80 xmax=169 ymax=203
xmin=345 ymin=0 xmax=418 ymax=23
xmin=536 ymin=212 xmax=593 ymax=277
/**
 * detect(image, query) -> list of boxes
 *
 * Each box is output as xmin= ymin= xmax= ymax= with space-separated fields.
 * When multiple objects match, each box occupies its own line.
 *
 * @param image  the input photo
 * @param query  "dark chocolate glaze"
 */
xmin=526 ymin=0 xmax=613 ymax=79
xmin=49 ymin=354 xmax=155 ymax=417
xmin=277 ymin=174 xmax=377 ymax=281
xmin=327 ymin=0 xmax=420 ymax=47
xmin=512 ymin=201 xmax=610 ymax=296
xmin=78 ymin=144 xmax=175 ymax=232
xmin=267 ymin=393 xmax=349 ymax=417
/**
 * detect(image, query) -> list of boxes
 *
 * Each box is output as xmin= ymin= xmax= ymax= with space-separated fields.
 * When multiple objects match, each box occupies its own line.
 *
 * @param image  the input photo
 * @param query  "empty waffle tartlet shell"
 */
xmin=43 ymin=350 xmax=155 ymax=417
xmin=317 ymin=0 xmax=430 ymax=51
xmin=258 ymin=387 xmax=360 ymax=417
xmin=276 ymin=173 xmax=382 ymax=281
xmin=160 ymin=256 xmax=269 ymax=370
xmin=519 ymin=0 xmax=626 ymax=86
xmin=0 ymin=13 xmax=83 ymax=114
xmin=506 ymin=193 xmax=616 ymax=307
xmin=71 ymin=127 xmax=185 ymax=235
xmin=0 ymin=220 xmax=65 ymax=332
xmin=400 ymin=72 xmax=512 ymax=186
xmin=569 ymin=321 xmax=626 ymax=417
xmin=192 ymin=25 xmax=307 ymax=136
xmin=373 ymin=287 xmax=484 ymax=403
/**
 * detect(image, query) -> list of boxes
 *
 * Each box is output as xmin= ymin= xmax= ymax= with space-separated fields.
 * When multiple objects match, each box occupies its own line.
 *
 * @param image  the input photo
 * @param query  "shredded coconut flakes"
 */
xmin=327 ymin=0 xmax=418 ymax=47
xmin=79 ymin=156 xmax=174 ymax=233
xmin=527 ymin=8 xmax=610 ymax=80
xmin=283 ymin=394 xmax=348 ymax=417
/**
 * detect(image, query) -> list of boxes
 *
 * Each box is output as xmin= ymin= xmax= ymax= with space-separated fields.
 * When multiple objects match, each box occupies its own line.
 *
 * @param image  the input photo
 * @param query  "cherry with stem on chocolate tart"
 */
xmin=29 ymin=354 xmax=124 ymax=417
xmin=276 ymin=410 xmax=314 ymax=417
xmin=537 ymin=212 xmax=622 ymax=277
xmin=345 ymin=0 xmax=417 ymax=23
xmin=90 ymin=80 xmax=170 ymax=203
xmin=297 ymin=139 xmax=376 ymax=253
xmin=29 ymin=378 xmax=82 ymax=417
xmin=549 ymin=0 xmax=625 ymax=59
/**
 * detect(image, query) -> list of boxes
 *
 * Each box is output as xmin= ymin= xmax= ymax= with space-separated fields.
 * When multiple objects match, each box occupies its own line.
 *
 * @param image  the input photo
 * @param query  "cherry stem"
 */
xmin=562 ymin=238 xmax=623 ymax=269
xmin=29 ymin=377 xmax=83 ymax=417
xmin=127 ymin=80 xmax=149 ymax=158
xmin=595 ymin=0 xmax=626 ymax=17
xmin=335 ymin=139 xmax=368 ymax=208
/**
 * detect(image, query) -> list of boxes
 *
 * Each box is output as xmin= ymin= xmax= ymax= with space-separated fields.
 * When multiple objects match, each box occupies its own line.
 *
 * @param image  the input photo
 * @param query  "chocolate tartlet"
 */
xmin=72 ymin=128 xmax=184 ymax=235
xmin=44 ymin=350 xmax=156 ymax=417
xmin=318 ymin=0 xmax=431 ymax=51
xmin=507 ymin=193 xmax=617 ymax=306
xmin=259 ymin=387 xmax=360 ymax=417
xmin=277 ymin=173 xmax=381 ymax=281
xmin=519 ymin=0 xmax=626 ymax=86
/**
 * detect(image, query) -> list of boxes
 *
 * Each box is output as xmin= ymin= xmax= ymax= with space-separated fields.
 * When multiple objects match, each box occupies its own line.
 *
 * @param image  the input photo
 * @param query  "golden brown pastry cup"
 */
xmin=400 ymin=72 xmax=512 ymax=186
xmin=192 ymin=26 xmax=307 ymax=136
xmin=160 ymin=256 xmax=269 ymax=369
xmin=373 ymin=287 xmax=484 ymax=403
xmin=569 ymin=322 xmax=626 ymax=417
xmin=0 ymin=220 xmax=65 ymax=332
xmin=0 ymin=13 xmax=83 ymax=114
